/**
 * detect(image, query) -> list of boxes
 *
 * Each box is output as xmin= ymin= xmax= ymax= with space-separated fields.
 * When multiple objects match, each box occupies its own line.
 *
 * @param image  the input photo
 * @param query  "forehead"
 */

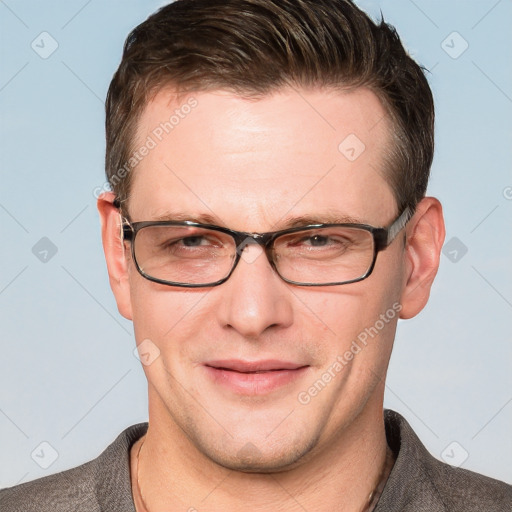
xmin=129 ymin=87 xmax=396 ymax=228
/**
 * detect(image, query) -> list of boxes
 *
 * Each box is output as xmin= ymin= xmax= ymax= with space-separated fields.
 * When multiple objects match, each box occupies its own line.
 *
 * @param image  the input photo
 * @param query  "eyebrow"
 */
xmin=153 ymin=211 xmax=220 ymax=224
xmin=278 ymin=213 xmax=366 ymax=228
xmin=151 ymin=210 xmax=368 ymax=229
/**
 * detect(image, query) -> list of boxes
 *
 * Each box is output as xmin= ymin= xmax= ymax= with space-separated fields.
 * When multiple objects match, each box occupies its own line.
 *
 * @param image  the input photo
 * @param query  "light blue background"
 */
xmin=0 ymin=0 xmax=511 ymax=487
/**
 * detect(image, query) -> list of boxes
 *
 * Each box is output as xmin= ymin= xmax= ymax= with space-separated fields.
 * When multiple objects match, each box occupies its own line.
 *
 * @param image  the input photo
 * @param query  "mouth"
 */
xmin=203 ymin=359 xmax=309 ymax=395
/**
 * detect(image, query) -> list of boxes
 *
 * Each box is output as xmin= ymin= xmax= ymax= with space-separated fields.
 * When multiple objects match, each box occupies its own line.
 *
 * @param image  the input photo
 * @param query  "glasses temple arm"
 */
xmin=386 ymin=206 xmax=414 ymax=245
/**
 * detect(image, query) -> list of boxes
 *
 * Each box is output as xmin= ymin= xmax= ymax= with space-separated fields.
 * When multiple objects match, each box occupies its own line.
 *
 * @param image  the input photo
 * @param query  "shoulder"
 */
xmin=424 ymin=454 xmax=512 ymax=511
xmin=0 ymin=423 xmax=148 ymax=512
xmin=0 ymin=460 xmax=99 ymax=512
xmin=379 ymin=410 xmax=512 ymax=512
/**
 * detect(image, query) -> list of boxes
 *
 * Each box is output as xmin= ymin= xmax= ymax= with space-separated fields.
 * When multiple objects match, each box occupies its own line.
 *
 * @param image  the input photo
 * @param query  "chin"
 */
xmin=196 ymin=430 xmax=320 ymax=473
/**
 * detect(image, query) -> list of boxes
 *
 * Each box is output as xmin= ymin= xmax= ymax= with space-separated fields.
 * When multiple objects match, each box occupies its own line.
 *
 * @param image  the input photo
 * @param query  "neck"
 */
xmin=131 ymin=392 xmax=392 ymax=512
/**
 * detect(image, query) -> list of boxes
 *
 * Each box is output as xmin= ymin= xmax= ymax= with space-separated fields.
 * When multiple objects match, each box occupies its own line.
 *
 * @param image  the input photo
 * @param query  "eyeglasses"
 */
xmin=120 ymin=207 xmax=413 ymax=288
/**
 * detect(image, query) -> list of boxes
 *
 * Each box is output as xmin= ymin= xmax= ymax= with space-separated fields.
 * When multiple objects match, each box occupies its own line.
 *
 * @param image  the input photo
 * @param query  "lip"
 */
xmin=205 ymin=359 xmax=306 ymax=372
xmin=203 ymin=359 xmax=309 ymax=395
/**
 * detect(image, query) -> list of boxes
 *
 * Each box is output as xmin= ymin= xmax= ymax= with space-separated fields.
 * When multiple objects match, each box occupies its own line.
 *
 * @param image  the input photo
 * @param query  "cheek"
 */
xmin=129 ymin=275 xmax=207 ymax=348
xmin=294 ymin=252 xmax=404 ymax=358
xmin=129 ymin=284 xmax=214 ymax=393
xmin=294 ymin=287 xmax=387 ymax=341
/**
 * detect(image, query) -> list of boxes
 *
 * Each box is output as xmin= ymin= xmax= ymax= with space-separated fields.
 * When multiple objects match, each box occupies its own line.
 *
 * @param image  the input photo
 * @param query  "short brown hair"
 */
xmin=105 ymin=0 xmax=434 ymax=213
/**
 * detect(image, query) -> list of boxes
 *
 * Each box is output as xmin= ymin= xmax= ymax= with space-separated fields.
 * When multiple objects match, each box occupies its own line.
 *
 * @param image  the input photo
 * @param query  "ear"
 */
xmin=97 ymin=192 xmax=133 ymax=320
xmin=399 ymin=197 xmax=445 ymax=319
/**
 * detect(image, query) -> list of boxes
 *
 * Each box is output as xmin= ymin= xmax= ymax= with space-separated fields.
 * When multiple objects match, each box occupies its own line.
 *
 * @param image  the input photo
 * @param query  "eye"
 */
xmin=179 ymin=235 xmax=209 ymax=247
xmin=162 ymin=234 xmax=224 ymax=252
xmin=301 ymin=234 xmax=336 ymax=247
xmin=290 ymin=233 xmax=351 ymax=249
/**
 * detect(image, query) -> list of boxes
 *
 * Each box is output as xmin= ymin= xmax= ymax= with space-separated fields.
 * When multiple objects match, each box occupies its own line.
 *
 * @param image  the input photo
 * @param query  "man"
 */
xmin=1 ymin=0 xmax=510 ymax=510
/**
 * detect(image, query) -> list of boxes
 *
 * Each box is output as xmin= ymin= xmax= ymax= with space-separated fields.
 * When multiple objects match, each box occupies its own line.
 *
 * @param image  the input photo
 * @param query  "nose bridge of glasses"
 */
xmin=233 ymin=231 xmax=272 ymax=250
xmin=231 ymin=232 xmax=277 ymax=269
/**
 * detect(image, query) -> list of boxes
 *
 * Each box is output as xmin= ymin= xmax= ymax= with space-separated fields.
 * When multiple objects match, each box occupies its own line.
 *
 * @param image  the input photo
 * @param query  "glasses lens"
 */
xmin=273 ymin=226 xmax=374 ymax=285
xmin=133 ymin=225 xmax=236 ymax=285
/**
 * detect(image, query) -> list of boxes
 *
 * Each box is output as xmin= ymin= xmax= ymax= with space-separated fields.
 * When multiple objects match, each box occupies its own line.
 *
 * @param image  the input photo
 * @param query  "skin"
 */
xmin=98 ymin=86 xmax=445 ymax=511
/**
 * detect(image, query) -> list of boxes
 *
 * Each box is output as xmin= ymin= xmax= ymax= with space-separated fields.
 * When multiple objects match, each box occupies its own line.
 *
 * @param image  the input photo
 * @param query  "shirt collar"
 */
xmin=92 ymin=411 xmax=447 ymax=512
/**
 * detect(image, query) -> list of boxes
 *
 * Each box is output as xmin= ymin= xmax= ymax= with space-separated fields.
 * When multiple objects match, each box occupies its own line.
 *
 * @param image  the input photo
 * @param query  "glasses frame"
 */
xmin=119 ymin=206 xmax=413 ymax=288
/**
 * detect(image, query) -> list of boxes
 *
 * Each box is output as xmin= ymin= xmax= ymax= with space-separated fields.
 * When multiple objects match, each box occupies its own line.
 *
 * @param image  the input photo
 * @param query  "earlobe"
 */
xmin=97 ymin=192 xmax=133 ymax=320
xmin=399 ymin=197 xmax=445 ymax=319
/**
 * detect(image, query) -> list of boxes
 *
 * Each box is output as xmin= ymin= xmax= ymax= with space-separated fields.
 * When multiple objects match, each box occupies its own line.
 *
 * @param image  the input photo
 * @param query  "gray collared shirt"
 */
xmin=1 ymin=410 xmax=511 ymax=511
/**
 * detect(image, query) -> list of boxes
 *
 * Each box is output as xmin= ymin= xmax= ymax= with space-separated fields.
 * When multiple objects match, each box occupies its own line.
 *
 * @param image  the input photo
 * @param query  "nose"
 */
xmin=216 ymin=243 xmax=294 ymax=339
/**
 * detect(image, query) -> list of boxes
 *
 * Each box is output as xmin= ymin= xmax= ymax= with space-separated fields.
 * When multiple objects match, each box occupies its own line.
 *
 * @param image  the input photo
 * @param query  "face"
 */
xmin=103 ymin=87 xmax=417 ymax=471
